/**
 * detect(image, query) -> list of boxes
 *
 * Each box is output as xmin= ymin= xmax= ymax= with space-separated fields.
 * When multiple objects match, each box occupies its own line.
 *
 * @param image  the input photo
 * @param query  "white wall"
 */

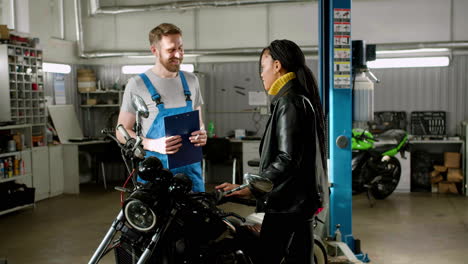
xmin=0 ymin=0 xmax=15 ymax=29
xmin=29 ymin=0 xmax=77 ymax=64
xmin=23 ymin=0 xmax=468 ymax=64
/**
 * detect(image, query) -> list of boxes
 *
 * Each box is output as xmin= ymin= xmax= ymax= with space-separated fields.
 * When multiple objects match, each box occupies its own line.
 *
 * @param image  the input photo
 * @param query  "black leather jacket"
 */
xmin=256 ymin=79 xmax=320 ymax=216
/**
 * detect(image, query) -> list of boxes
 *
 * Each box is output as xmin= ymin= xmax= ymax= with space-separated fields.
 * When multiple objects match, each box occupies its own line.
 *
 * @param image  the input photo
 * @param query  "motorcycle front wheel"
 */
xmin=370 ymin=156 xmax=401 ymax=199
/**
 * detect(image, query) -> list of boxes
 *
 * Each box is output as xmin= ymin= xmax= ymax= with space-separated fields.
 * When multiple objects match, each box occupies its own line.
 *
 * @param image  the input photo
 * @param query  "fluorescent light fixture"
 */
xmin=367 ymin=56 xmax=450 ymax=69
xmin=128 ymin=54 xmax=200 ymax=58
xmin=127 ymin=55 xmax=154 ymax=59
xmin=43 ymin=62 xmax=71 ymax=74
xmin=122 ymin=64 xmax=194 ymax=74
xmin=376 ymin=48 xmax=449 ymax=55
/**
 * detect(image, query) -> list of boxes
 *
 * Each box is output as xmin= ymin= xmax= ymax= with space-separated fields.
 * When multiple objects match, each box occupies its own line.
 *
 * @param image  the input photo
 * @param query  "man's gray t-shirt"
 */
xmin=121 ymin=69 xmax=204 ymax=137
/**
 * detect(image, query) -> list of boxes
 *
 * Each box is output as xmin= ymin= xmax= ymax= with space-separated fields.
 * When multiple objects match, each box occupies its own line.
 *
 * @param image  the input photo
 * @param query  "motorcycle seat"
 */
xmin=374 ymin=129 xmax=407 ymax=144
xmin=372 ymin=144 xmax=397 ymax=154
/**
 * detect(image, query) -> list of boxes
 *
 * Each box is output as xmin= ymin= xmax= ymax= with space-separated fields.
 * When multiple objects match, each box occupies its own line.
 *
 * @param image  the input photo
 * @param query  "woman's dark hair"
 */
xmin=260 ymin=39 xmax=327 ymax=166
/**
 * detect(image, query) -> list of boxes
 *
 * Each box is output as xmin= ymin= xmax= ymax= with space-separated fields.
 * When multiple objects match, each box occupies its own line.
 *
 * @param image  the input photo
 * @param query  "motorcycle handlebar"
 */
xmin=101 ymin=128 xmax=121 ymax=145
xmin=116 ymin=124 xmax=131 ymax=142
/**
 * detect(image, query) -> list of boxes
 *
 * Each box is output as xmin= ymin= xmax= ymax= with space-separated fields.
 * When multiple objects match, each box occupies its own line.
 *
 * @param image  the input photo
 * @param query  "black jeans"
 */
xmin=259 ymin=213 xmax=314 ymax=264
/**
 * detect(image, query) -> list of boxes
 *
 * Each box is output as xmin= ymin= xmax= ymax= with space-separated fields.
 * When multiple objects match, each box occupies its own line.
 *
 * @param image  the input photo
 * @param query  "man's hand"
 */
xmin=144 ymin=136 xmax=182 ymax=154
xmin=215 ymin=182 xmax=252 ymax=197
xmin=189 ymin=129 xmax=207 ymax=147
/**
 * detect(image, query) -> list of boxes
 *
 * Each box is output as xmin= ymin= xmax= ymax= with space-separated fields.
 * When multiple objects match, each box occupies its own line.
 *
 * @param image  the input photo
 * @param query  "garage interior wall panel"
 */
xmin=197 ymin=59 xmax=319 ymax=137
xmin=373 ymin=55 xmax=468 ymax=136
xmin=113 ymin=10 xmax=197 ymax=50
xmin=352 ymin=0 xmax=451 ymax=43
xmin=198 ymin=6 xmax=268 ymax=49
xmin=269 ymin=3 xmax=318 ymax=45
xmin=75 ymin=0 xmax=466 ymax=56
xmin=454 ymin=0 xmax=468 ymax=40
xmin=43 ymin=55 xmax=467 ymax=138
xmin=198 ymin=62 xmax=268 ymax=137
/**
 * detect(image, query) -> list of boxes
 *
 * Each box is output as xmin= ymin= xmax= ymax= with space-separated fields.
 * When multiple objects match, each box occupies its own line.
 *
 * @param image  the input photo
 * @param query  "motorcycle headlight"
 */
xmin=124 ymin=199 xmax=157 ymax=232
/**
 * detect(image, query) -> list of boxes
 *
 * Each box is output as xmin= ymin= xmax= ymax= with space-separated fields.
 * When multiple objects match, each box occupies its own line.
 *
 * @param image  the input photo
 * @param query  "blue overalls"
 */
xmin=139 ymin=72 xmax=204 ymax=192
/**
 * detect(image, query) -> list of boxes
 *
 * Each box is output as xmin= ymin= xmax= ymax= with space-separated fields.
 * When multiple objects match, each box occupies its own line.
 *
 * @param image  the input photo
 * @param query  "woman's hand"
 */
xmin=215 ymin=182 xmax=252 ymax=197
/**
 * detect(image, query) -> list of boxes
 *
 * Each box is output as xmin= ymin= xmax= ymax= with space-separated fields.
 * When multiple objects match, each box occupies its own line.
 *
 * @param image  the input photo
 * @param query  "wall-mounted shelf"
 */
xmin=0 ymin=149 xmax=30 ymax=159
xmin=80 ymin=104 xmax=120 ymax=108
xmin=0 ymin=174 xmax=32 ymax=184
xmin=1 ymin=44 xmax=46 ymax=126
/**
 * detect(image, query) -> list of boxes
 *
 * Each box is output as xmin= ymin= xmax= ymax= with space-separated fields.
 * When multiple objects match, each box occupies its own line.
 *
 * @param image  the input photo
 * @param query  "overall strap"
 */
xmin=139 ymin=73 xmax=162 ymax=105
xmin=179 ymin=72 xmax=192 ymax=101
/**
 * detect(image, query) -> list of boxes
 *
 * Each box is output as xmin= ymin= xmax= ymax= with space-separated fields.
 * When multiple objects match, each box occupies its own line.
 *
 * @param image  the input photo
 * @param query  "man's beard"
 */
xmin=160 ymin=57 xmax=181 ymax=72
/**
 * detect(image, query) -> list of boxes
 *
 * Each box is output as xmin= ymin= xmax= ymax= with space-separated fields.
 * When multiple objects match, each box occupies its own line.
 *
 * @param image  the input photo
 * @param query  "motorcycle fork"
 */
xmin=89 ymin=210 xmax=125 ymax=264
xmin=137 ymin=208 xmax=178 ymax=264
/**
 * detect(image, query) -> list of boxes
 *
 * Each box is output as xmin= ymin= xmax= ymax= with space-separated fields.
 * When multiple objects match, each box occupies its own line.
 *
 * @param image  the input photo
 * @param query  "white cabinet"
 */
xmin=49 ymin=145 xmax=64 ymax=197
xmin=242 ymin=141 xmax=261 ymax=177
xmin=32 ymin=146 xmax=49 ymax=201
xmin=62 ymin=144 xmax=80 ymax=194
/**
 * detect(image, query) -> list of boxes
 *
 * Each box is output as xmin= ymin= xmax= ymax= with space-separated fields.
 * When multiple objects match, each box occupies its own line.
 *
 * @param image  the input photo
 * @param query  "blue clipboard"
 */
xmin=164 ymin=110 xmax=203 ymax=169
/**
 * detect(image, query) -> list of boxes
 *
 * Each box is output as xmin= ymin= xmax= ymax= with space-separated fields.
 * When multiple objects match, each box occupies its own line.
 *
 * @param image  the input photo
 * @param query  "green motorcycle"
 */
xmin=352 ymin=129 xmax=409 ymax=200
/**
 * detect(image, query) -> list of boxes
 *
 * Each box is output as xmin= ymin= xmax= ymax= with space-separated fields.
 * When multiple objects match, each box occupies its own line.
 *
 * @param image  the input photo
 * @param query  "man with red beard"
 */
xmin=117 ymin=23 xmax=206 ymax=192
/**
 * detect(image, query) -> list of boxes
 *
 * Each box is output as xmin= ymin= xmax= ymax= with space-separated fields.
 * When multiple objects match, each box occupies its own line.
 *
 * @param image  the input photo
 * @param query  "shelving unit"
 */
xmin=79 ymin=90 xmax=124 ymax=109
xmin=0 ymin=44 xmax=46 ymax=125
xmin=78 ymin=90 xmax=124 ymax=136
xmin=0 ymin=124 xmax=34 ymax=215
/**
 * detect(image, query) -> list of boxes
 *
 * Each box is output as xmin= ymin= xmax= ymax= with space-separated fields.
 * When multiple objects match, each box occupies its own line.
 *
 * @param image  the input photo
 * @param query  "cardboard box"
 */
xmin=433 ymin=165 xmax=447 ymax=172
xmin=77 ymin=76 xmax=96 ymax=82
xmin=430 ymin=170 xmax=440 ymax=177
xmin=86 ymin=98 xmax=97 ymax=105
xmin=0 ymin=25 xmax=10 ymax=39
xmin=447 ymin=168 xmax=463 ymax=183
xmin=438 ymin=181 xmax=459 ymax=194
xmin=77 ymin=68 xmax=94 ymax=75
xmin=444 ymin=152 xmax=461 ymax=168
xmin=431 ymin=174 xmax=443 ymax=184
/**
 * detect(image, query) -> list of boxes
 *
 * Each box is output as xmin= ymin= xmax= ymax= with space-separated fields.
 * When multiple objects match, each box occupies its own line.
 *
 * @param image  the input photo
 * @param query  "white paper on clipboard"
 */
xmin=248 ymin=91 xmax=267 ymax=106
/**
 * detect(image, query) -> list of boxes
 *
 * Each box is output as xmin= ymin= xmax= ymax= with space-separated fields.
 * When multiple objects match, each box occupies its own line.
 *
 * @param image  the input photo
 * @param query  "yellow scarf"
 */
xmin=268 ymin=72 xmax=296 ymax=95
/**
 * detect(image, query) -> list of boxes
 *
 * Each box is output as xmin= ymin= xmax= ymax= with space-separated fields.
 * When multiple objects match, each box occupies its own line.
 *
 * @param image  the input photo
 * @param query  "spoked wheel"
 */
xmin=370 ymin=157 xmax=401 ymax=200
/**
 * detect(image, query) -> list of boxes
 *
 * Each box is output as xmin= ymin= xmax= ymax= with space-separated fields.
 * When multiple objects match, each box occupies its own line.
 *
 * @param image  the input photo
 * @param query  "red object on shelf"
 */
xmin=32 ymin=83 xmax=38 ymax=90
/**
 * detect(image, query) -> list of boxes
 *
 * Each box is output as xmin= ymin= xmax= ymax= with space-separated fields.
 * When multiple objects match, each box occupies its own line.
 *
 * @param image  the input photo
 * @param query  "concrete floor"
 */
xmin=0 ymin=183 xmax=467 ymax=264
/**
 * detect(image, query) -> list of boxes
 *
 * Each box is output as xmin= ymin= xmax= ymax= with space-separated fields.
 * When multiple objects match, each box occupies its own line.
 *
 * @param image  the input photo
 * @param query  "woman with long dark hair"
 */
xmin=216 ymin=39 xmax=326 ymax=263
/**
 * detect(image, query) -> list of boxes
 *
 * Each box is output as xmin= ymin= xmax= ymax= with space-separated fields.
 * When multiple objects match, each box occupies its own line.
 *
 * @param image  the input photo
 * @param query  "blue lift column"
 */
xmin=319 ymin=0 xmax=355 ymax=251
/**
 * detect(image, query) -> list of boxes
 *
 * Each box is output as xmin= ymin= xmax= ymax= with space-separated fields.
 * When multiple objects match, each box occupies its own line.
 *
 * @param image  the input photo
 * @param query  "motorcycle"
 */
xmin=89 ymin=94 xmax=278 ymax=264
xmin=89 ymin=94 xmax=330 ymax=264
xmin=89 ymin=127 xmax=276 ymax=263
xmin=351 ymin=128 xmax=409 ymax=203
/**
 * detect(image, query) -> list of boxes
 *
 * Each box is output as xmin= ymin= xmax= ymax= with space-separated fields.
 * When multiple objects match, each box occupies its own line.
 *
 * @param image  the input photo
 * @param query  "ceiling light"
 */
xmin=367 ymin=57 xmax=450 ymax=69
xmin=43 ymin=62 xmax=71 ymax=74
xmin=376 ymin=48 xmax=449 ymax=55
xmin=122 ymin=64 xmax=194 ymax=74
xmin=127 ymin=54 xmax=199 ymax=58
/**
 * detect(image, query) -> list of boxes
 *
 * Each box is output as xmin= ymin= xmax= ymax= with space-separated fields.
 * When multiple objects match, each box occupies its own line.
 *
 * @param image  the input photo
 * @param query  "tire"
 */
xmin=314 ymin=239 xmax=328 ymax=264
xmin=370 ymin=156 xmax=401 ymax=199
